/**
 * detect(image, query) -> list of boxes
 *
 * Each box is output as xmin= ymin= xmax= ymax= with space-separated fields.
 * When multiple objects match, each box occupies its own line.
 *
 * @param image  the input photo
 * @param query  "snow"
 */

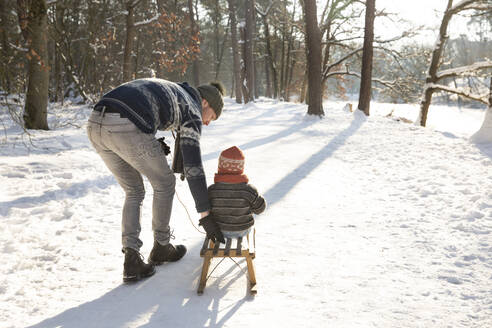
xmin=1 ymin=98 xmax=491 ymax=327
xmin=472 ymin=107 xmax=492 ymax=144
xmin=8 ymin=42 xmax=28 ymax=53
xmin=134 ymin=15 xmax=160 ymax=27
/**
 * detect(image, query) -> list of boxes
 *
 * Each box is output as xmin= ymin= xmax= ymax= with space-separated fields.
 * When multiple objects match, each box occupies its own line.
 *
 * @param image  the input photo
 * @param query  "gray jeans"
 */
xmin=87 ymin=111 xmax=176 ymax=251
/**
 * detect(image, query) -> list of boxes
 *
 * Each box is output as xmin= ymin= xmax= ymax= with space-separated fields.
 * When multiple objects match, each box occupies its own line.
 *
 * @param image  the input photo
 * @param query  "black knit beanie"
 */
xmin=197 ymin=82 xmax=225 ymax=119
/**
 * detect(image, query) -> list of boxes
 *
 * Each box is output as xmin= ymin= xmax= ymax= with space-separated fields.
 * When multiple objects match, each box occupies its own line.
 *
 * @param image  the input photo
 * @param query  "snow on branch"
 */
xmin=105 ymin=11 xmax=128 ymax=22
xmin=9 ymin=43 xmax=28 ymax=52
xmin=134 ymin=14 xmax=160 ymax=27
xmin=425 ymin=83 xmax=489 ymax=104
xmin=450 ymin=0 xmax=489 ymax=14
xmin=256 ymin=0 xmax=277 ymax=17
xmin=436 ymin=61 xmax=492 ymax=80
xmin=374 ymin=28 xmax=422 ymax=44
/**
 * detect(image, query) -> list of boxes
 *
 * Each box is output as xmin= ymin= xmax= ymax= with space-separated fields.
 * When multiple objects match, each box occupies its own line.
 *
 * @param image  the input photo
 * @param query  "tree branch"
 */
xmin=325 ymin=68 xmax=400 ymax=94
xmin=373 ymin=28 xmax=422 ymax=44
xmin=128 ymin=0 xmax=143 ymax=9
xmin=134 ymin=14 xmax=160 ymax=27
xmin=322 ymin=45 xmax=403 ymax=80
xmin=449 ymin=0 xmax=487 ymax=15
xmin=256 ymin=0 xmax=278 ymax=17
xmin=425 ymin=82 xmax=489 ymax=104
xmin=436 ymin=61 xmax=492 ymax=80
xmin=8 ymin=42 xmax=28 ymax=52
xmin=323 ymin=47 xmax=363 ymax=78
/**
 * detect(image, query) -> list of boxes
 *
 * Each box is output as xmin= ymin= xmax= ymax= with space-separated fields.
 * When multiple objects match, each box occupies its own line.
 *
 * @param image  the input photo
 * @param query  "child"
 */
xmin=208 ymin=146 xmax=266 ymax=238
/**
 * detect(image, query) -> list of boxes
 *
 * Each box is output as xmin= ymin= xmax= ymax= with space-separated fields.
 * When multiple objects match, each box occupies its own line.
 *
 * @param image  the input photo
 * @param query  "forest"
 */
xmin=1 ymin=0 xmax=492 ymax=129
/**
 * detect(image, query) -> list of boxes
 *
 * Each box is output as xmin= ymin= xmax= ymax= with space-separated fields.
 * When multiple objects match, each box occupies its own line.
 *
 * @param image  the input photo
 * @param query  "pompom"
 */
xmin=210 ymin=81 xmax=225 ymax=96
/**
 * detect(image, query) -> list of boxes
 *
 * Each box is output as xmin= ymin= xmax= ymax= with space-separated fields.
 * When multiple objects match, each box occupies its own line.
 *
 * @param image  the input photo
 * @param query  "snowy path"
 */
xmin=0 ymin=99 xmax=491 ymax=327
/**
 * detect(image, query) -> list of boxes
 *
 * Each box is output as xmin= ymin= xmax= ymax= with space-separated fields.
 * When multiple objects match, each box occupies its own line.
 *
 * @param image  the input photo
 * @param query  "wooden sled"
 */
xmin=197 ymin=231 xmax=257 ymax=295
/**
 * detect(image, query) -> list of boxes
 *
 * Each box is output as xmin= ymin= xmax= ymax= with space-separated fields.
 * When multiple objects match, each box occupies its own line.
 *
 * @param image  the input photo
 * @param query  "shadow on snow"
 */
xmin=264 ymin=114 xmax=366 ymax=207
xmin=27 ymin=241 xmax=253 ymax=328
xmin=0 ymin=175 xmax=117 ymax=216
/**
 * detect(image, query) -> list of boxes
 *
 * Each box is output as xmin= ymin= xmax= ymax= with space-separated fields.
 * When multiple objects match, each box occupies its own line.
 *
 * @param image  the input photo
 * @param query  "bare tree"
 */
xmin=357 ymin=0 xmax=375 ymax=115
xmin=243 ymin=0 xmax=256 ymax=103
xmin=280 ymin=0 xmax=298 ymax=101
xmin=227 ymin=0 xmax=242 ymax=103
xmin=53 ymin=1 xmax=65 ymax=103
xmin=17 ymin=0 xmax=49 ymax=130
xmin=188 ymin=0 xmax=200 ymax=85
xmin=123 ymin=1 xmax=140 ymax=82
xmin=0 ymin=0 xmax=12 ymax=93
xmin=257 ymin=1 xmax=278 ymax=99
xmin=301 ymin=0 xmax=323 ymax=116
xmin=418 ymin=0 xmax=492 ymax=126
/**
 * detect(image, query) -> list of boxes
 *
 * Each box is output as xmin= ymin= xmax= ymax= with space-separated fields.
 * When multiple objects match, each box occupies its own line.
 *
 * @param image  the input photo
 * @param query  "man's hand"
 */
xmin=199 ymin=214 xmax=225 ymax=244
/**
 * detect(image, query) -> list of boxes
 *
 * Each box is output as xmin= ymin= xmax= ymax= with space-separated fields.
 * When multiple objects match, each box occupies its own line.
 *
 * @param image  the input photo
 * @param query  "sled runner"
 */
xmin=197 ymin=231 xmax=257 ymax=295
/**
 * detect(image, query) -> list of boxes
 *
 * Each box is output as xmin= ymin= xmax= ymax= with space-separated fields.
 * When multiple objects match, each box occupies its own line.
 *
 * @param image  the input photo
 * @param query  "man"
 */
xmin=87 ymin=78 xmax=225 ymax=283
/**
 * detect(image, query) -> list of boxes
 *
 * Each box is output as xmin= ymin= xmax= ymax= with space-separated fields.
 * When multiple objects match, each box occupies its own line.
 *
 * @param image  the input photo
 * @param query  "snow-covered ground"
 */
xmin=0 ymin=98 xmax=491 ymax=328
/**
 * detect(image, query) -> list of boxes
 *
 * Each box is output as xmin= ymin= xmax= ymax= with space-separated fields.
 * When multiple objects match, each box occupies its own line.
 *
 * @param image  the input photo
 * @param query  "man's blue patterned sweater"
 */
xmin=95 ymin=78 xmax=210 ymax=212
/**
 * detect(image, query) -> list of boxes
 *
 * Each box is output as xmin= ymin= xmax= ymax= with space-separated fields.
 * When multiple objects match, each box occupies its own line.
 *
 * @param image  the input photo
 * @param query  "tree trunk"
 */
xmin=188 ymin=0 xmax=200 ymax=85
xmin=301 ymin=0 xmax=323 ymax=116
xmin=0 ymin=0 xmax=11 ymax=93
xmin=471 ymin=77 xmax=492 ymax=144
xmin=19 ymin=0 xmax=49 ymax=130
xmin=357 ymin=0 xmax=375 ymax=116
xmin=254 ymin=57 xmax=259 ymax=99
xmin=54 ymin=1 xmax=65 ymax=103
xmin=215 ymin=23 xmax=229 ymax=81
xmin=282 ymin=3 xmax=296 ymax=101
xmin=213 ymin=0 xmax=221 ymax=79
xmin=227 ymin=0 xmax=242 ymax=103
xmin=123 ymin=3 xmax=136 ymax=82
xmin=243 ymin=0 xmax=255 ymax=103
xmin=264 ymin=56 xmax=272 ymax=98
xmin=240 ymin=24 xmax=248 ymax=102
xmin=286 ymin=48 xmax=297 ymax=101
xmin=419 ymin=0 xmax=454 ymax=127
xmin=262 ymin=13 xmax=278 ymax=98
xmin=321 ymin=21 xmax=332 ymax=87
xmin=279 ymin=2 xmax=286 ymax=100
xmin=300 ymin=72 xmax=307 ymax=103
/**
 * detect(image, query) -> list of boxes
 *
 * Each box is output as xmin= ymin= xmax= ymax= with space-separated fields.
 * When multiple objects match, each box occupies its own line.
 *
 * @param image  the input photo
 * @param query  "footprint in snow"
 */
xmin=478 ymin=202 xmax=492 ymax=210
xmin=60 ymin=140 xmax=72 ymax=149
xmin=3 ymin=172 xmax=26 ymax=178
xmin=53 ymin=172 xmax=73 ymax=179
xmin=438 ymin=275 xmax=462 ymax=285
xmin=463 ymin=211 xmax=485 ymax=221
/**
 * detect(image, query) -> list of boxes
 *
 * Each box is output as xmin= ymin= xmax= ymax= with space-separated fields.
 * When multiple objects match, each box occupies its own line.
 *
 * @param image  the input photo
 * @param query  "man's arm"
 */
xmin=179 ymin=124 xmax=210 ymax=213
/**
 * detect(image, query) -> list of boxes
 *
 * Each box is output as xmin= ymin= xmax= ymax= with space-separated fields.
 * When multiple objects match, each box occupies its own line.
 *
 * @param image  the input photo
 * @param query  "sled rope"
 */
xmin=206 ymin=257 xmax=226 ymax=280
xmin=175 ymin=188 xmax=205 ymax=234
xmin=205 ymin=257 xmax=249 ymax=283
